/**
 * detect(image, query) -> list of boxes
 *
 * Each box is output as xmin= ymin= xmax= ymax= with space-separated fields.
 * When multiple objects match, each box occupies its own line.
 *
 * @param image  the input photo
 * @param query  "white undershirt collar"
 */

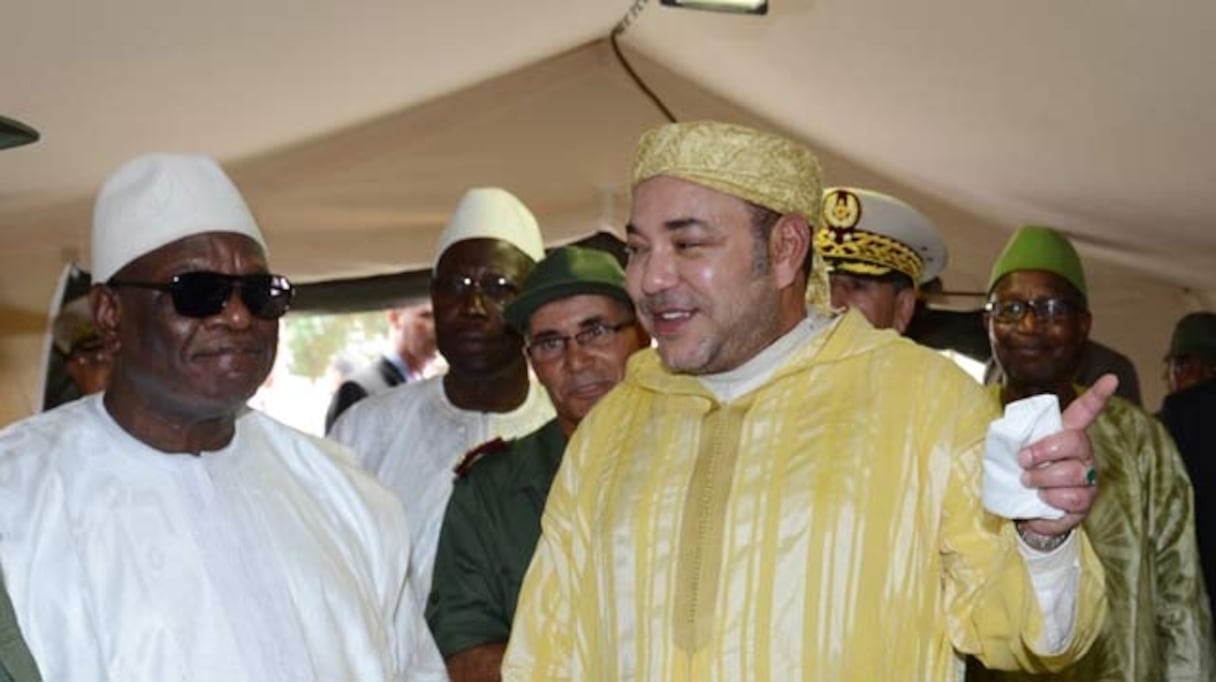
xmin=697 ymin=307 xmax=833 ymax=403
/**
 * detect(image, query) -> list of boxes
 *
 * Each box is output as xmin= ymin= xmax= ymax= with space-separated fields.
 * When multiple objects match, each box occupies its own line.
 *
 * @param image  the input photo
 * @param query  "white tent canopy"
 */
xmin=2 ymin=0 xmax=1212 ymax=421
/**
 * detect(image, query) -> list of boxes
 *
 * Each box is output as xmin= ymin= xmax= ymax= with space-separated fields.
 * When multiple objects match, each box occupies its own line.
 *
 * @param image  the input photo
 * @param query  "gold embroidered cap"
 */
xmin=816 ymin=187 xmax=947 ymax=286
xmin=631 ymin=121 xmax=831 ymax=307
xmin=631 ymin=121 xmax=823 ymax=223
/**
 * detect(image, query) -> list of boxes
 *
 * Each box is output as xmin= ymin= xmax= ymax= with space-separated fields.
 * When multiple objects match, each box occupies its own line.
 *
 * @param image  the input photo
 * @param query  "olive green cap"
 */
xmin=988 ymin=225 xmax=1087 ymax=302
xmin=504 ymin=246 xmax=632 ymax=333
xmin=1167 ymin=312 xmax=1216 ymax=363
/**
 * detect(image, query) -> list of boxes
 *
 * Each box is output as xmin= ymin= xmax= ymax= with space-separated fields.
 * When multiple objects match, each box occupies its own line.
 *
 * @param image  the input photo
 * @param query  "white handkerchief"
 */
xmin=983 ymin=394 xmax=1067 ymax=520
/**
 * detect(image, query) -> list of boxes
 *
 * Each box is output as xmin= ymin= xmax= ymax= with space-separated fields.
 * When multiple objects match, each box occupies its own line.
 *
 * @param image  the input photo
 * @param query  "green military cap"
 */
xmin=504 ymin=246 xmax=632 ymax=333
xmin=988 ymin=225 xmax=1088 ymax=302
xmin=1166 ymin=312 xmax=1216 ymax=364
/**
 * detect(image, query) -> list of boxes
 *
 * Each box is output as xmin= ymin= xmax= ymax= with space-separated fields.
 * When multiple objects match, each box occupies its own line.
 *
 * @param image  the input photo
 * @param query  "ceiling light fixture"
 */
xmin=0 ymin=115 xmax=39 ymax=150
xmin=612 ymin=0 xmax=678 ymax=122
xmin=659 ymin=0 xmax=768 ymax=14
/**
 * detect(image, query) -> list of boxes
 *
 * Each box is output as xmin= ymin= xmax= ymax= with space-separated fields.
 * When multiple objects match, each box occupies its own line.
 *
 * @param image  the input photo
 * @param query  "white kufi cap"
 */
xmin=433 ymin=187 xmax=545 ymax=270
xmin=91 ymin=153 xmax=266 ymax=281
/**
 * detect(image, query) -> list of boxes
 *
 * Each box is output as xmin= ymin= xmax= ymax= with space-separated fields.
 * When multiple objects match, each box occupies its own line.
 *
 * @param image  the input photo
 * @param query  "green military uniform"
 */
xmin=426 ymin=419 xmax=566 ymax=658
xmin=0 ymin=579 xmax=40 ymax=682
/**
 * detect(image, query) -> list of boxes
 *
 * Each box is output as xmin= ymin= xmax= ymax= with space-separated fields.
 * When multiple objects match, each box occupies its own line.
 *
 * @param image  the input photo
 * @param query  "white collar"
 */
xmin=697 ymin=307 xmax=833 ymax=403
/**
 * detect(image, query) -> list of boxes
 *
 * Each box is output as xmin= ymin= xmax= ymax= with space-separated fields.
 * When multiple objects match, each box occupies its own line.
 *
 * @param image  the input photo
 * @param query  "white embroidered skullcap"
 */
xmin=91 ymin=153 xmax=266 ymax=281
xmin=433 ymin=187 xmax=545 ymax=270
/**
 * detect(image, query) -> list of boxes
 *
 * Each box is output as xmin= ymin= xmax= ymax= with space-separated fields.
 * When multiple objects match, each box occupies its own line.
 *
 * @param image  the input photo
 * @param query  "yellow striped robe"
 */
xmin=504 ymin=309 xmax=1106 ymax=681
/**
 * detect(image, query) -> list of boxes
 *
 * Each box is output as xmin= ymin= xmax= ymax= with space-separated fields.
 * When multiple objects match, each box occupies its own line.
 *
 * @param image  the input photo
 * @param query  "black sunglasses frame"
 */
xmin=107 ymin=271 xmax=295 ymax=320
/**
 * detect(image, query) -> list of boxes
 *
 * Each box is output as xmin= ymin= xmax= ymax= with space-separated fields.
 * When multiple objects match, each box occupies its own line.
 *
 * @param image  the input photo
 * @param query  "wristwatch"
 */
xmin=1015 ymin=521 xmax=1071 ymax=552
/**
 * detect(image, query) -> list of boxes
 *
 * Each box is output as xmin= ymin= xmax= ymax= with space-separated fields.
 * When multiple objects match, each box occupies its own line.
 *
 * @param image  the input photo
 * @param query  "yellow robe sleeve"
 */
xmin=942 ymin=382 xmax=1107 ymax=672
xmin=501 ymin=420 xmax=587 ymax=680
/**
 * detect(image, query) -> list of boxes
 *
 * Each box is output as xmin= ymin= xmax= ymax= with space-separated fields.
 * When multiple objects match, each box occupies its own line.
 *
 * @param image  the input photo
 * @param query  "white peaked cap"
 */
xmin=433 ymin=187 xmax=545 ymax=269
xmin=91 ymin=153 xmax=266 ymax=281
xmin=819 ymin=187 xmax=947 ymax=284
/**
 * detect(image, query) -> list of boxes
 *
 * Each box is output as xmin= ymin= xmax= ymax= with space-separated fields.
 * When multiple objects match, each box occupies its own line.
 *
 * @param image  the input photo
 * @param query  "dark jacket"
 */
xmin=1160 ymin=377 xmax=1216 ymax=619
xmin=324 ymin=356 xmax=407 ymax=433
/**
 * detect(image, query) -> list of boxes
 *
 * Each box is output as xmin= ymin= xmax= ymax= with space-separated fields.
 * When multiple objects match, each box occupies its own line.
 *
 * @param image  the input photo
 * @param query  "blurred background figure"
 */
xmin=50 ymin=296 xmax=112 ymax=398
xmin=1159 ymin=311 xmax=1216 ymax=622
xmin=1075 ymin=340 xmax=1143 ymax=406
xmin=1164 ymin=312 xmax=1216 ymax=395
xmin=325 ymin=300 xmax=437 ymax=432
xmin=324 ymin=354 xmax=358 ymax=392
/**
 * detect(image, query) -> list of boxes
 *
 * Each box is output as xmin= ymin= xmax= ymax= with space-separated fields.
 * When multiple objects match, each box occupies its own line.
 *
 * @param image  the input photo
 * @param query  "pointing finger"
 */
xmin=1061 ymin=374 xmax=1118 ymax=431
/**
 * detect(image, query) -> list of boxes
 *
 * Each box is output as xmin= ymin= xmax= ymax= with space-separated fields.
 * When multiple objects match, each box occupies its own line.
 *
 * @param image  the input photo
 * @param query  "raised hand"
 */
xmin=1016 ymin=374 xmax=1118 ymax=544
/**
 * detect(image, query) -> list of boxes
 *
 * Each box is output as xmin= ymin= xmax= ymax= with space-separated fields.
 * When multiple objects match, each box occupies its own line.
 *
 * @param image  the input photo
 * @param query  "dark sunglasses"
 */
xmin=107 ymin=271 xmax=295 ymax=320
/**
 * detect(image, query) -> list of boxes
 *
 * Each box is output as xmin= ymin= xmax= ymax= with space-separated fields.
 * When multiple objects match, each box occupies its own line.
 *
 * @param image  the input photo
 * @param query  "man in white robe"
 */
xmin=0 ymin=154 xmax=445 ymax=681
xmin=330 ymin=188 xmax=554 ymax=609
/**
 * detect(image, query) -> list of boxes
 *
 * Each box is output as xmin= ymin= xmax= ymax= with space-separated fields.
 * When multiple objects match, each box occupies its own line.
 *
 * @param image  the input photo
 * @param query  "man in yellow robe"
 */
xmin=968 ymin=226 xmax=1213 ymax=681
xmin=502 ymin=122 xmax=1113 ymax=681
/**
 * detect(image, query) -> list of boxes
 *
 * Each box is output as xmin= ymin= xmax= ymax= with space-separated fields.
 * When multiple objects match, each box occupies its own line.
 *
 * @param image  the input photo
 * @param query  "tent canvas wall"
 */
xmin=2 ymin=1 xmax=1212 ymax=423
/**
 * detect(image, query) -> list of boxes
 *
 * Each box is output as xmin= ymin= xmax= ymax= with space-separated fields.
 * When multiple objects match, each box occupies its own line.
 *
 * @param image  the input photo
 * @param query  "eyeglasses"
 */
xmin=526 ymin=320 xmax=634 ymax=362
xmin=431 ymin=273 xmax=520 ymax=304
xmin=985 ymin=297 xmax=1082 ymax=325
xmin=107 ymin=271 xmax=295 ymax=320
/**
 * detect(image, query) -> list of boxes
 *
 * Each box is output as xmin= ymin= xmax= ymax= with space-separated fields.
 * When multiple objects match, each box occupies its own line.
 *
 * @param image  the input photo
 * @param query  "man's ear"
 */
xmin=892 ymin=287 xmax=918 ymax=334
xmin=89 ymin=284 xmax=123 ymax=354
xmin=769 ymin=213 xmax=811 ymax=289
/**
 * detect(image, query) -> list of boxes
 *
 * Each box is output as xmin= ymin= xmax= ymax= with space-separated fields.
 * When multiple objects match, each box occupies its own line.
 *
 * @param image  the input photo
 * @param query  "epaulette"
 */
xmin=453 ymin=437 xmax=509 ymax=480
